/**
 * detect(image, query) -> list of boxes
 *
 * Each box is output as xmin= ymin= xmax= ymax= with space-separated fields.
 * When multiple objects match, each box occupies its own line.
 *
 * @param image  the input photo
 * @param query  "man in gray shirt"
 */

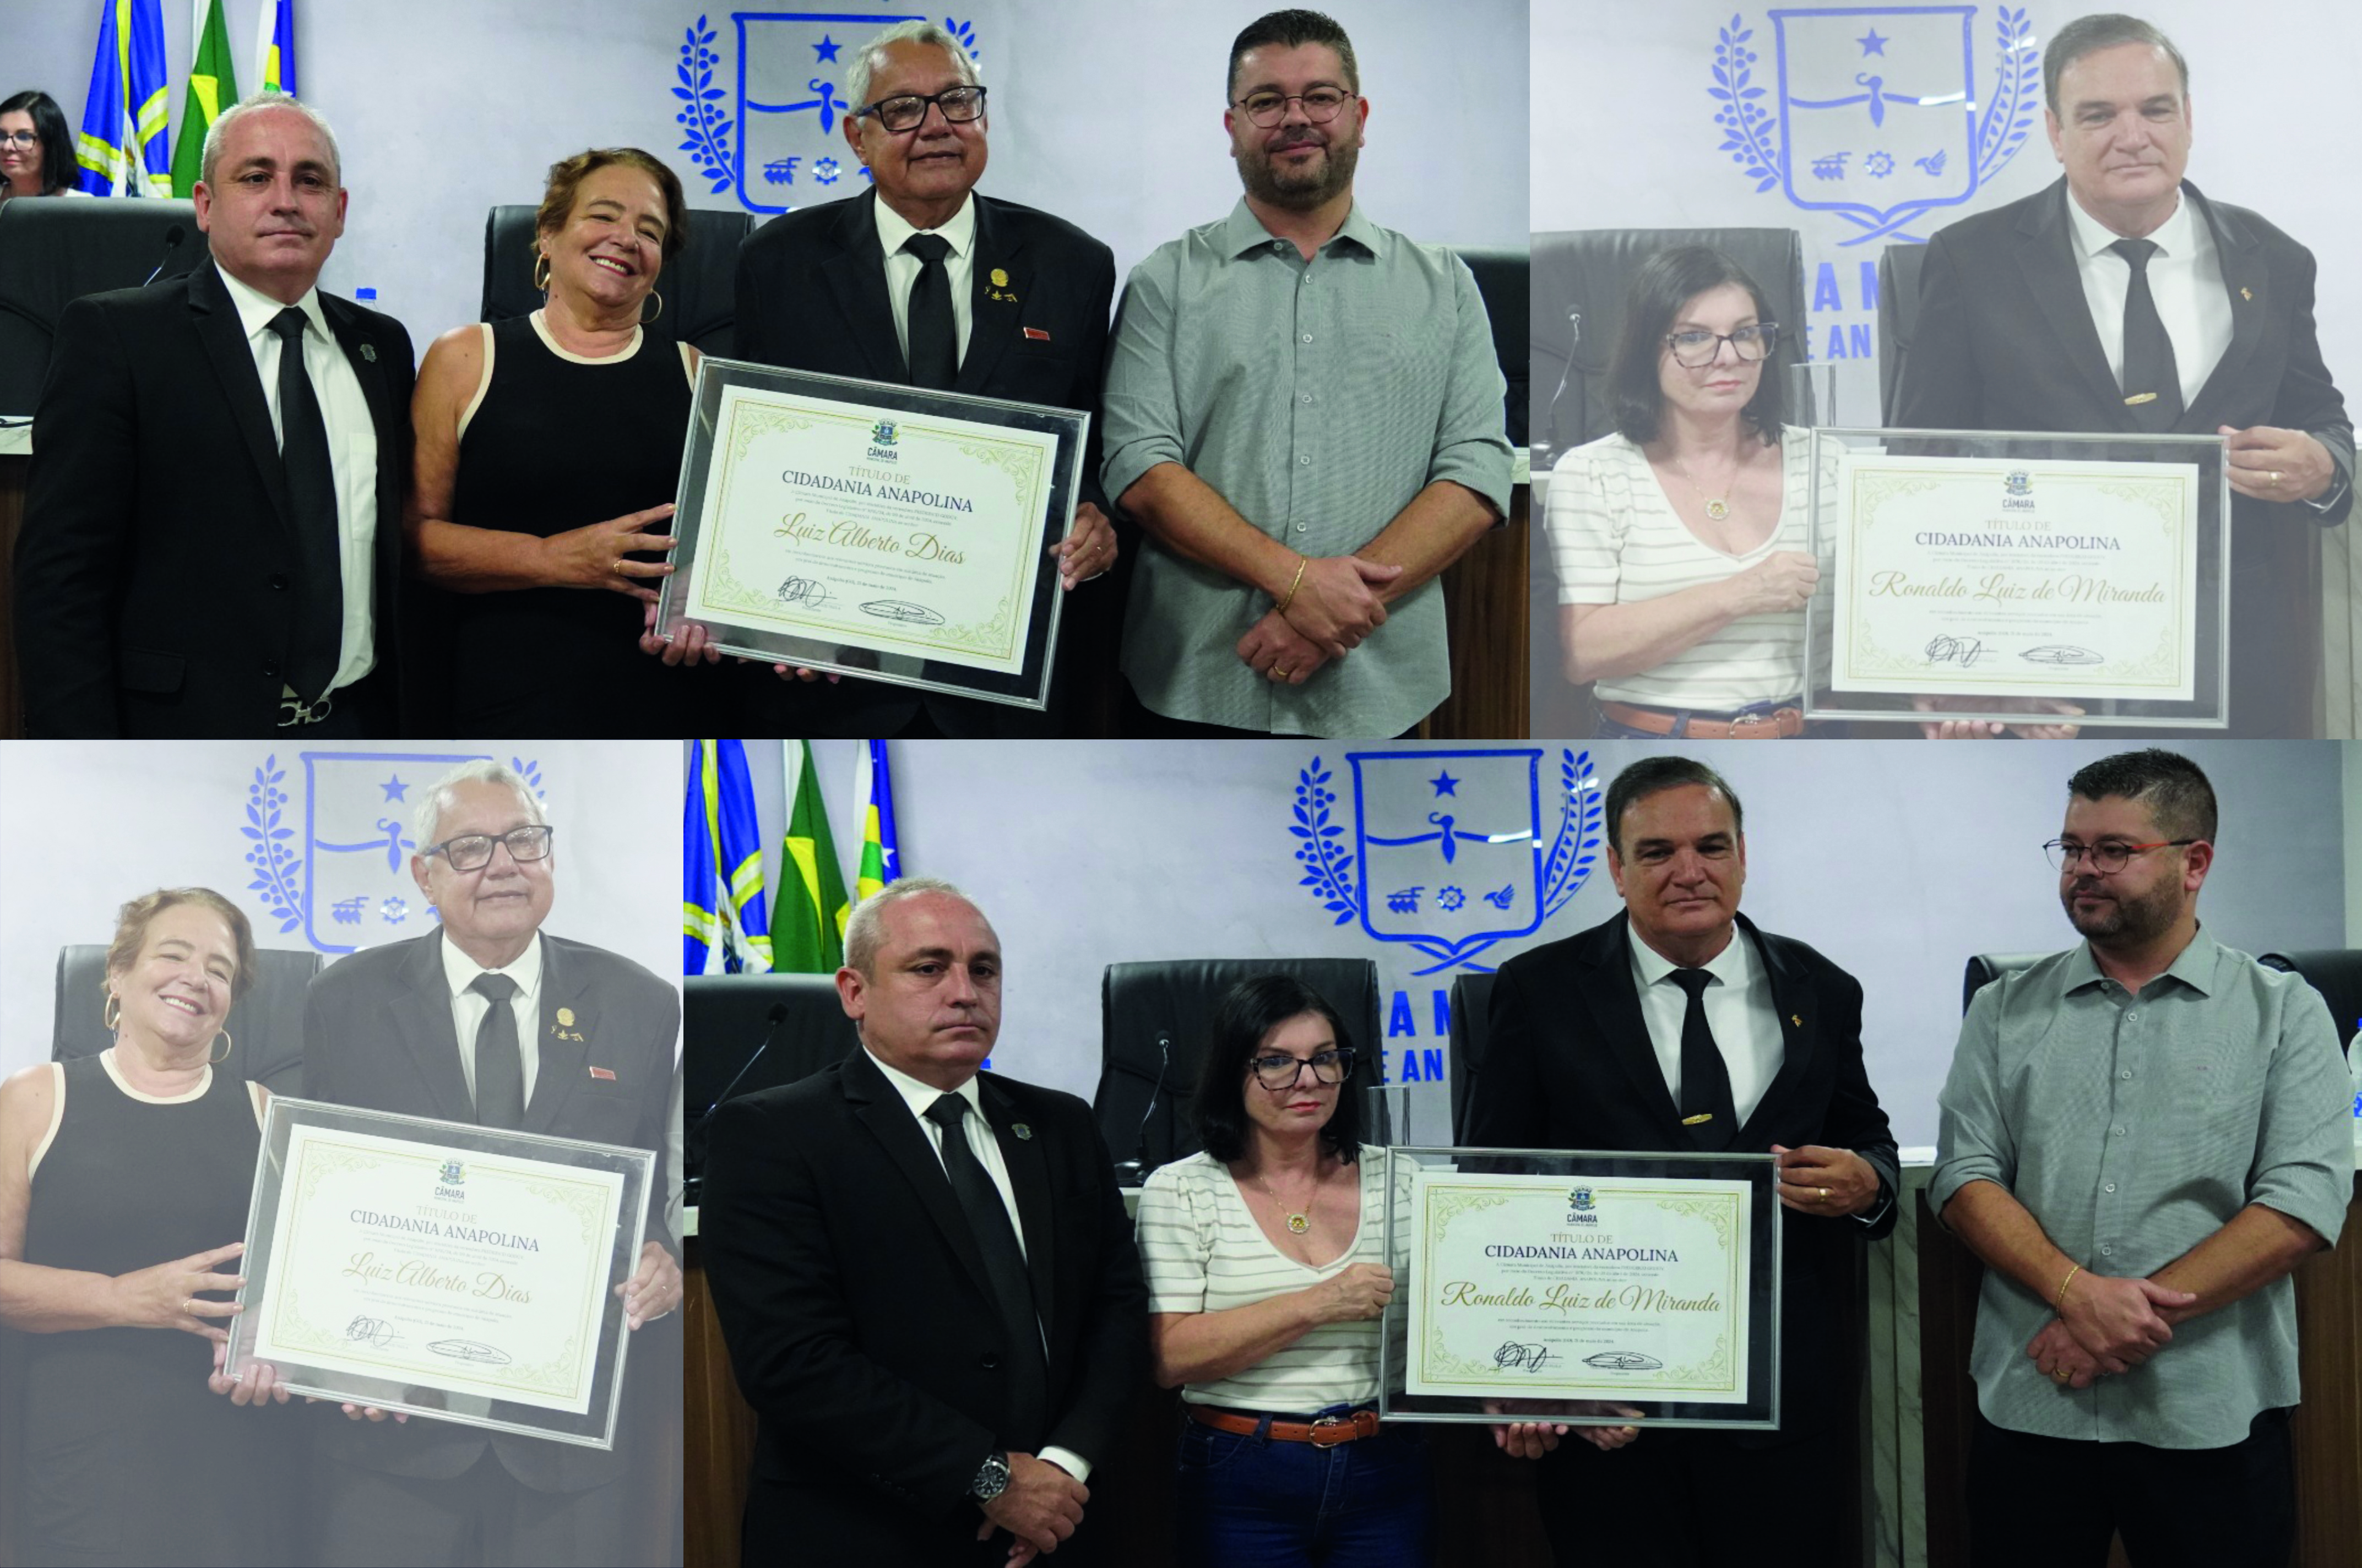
xmin=1100 ymin=8 xmax=1511 ymax=738
xmin=1932 ymin=749 xmax=2349 ymax=1568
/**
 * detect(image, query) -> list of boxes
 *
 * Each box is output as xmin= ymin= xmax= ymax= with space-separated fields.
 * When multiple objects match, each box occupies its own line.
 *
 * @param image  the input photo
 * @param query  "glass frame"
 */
xmin=1664 ymin=324 xmax=1780 ymax=367
xmin=1230 ymin=87 xmax=1354 ymax=126
xmin=419 ymin=824 xmax=556 ymax=872
xmin=850 ymin=84 xmax=988 ymax=131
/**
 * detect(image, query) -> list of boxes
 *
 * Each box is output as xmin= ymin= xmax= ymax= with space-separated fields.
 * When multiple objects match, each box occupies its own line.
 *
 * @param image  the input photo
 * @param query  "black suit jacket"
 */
xmin=700 ymin=1047 xmax=1147 ymax=1564
xmin=1894 ymin=178 xmax=2353 ymax=734
xmin=734 ymin=188 xmax=1118 ymax=738
xmin=13 ymin=258 xmax=414 ymax=736
xmin=1463 ymin=911 xmax=1899 ymax=1442
xmin=300 ymin=929 xmax=681 ymax=1494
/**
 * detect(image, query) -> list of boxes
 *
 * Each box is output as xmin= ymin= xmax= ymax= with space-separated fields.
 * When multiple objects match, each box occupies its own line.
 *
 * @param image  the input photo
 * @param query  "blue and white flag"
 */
xmin=75 ymin=0 xmax=171 ymax=196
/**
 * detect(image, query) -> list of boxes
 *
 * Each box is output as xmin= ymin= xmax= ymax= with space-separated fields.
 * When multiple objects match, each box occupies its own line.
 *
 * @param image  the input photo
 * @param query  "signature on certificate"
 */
xmin=426 ymin=1340 xmax=514 ymax=1366
xmin=861 ymin=600 xmax=945 ymax=626
xmin=1924 ymin=635 xmax=1988 ymax=667
xmin=1582 ymin=1351 xmax=1664 ymax=1372
xmin=1493 ymin=1342 xmax=1554 ymax=1373
xmin=2020 ymin=645 xmax=2105 ymax=666
xmin=776 ymin=577 xmax=830 ymax=608
xmin=345 ymin=1316 xmax=398 ymax=1349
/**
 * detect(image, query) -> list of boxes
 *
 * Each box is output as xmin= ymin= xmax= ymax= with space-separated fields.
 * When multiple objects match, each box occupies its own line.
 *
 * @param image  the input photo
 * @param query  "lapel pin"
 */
xmin=990 ymin=267 xmax=1009 ymax=287
xmin=1023 ymin=326 xmax=1051 ymax=341
xmin=359 ymin=342 xmax=377 ymax=363
xmin=557 ymin=1007 xmax=575 ymax=1027
xmin=589 ymin=1066 xmax=616 ymax=1081
xmin=1791 ymin=1014 xmax=1803 ymax=1028
xmin=2240 ymin=286 xmax=2254 ymax=301
xmin=1012 ymin=1122 xmax=1034 ymax=1140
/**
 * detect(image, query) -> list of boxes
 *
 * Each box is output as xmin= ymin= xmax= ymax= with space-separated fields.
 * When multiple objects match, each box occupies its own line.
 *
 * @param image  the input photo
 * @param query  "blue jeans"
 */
xmin=1172 ymin=1410 xmax=1435 ymax=1568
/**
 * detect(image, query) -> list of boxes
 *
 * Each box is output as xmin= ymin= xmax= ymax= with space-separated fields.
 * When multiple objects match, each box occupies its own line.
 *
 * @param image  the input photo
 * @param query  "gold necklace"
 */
xmin=1675 ymin=452 xmax=1739 ymax=521
xmin=1257 ymin=1168 xmax=1316 ymax=1234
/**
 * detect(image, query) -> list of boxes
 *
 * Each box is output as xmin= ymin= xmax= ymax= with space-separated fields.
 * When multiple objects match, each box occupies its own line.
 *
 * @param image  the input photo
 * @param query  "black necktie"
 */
xmin=902 ymin=232 xmax=958 ymax=390
xmin=264 ymin=308 xmax=346 ymax=701
xmin=470 ymin=972 xmax=525 ymax=1130
xmin=1668 ymin=969 xmax=1738 ymax=1152
xmin=2106 ymin=238 xmax=2182 ymax=433
xmin=924 ymin=1092 xmax=1049 ymax=1444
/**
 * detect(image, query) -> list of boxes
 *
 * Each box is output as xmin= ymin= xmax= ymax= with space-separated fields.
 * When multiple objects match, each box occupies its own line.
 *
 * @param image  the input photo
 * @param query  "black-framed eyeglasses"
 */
xmin=1249 ymin=1048 xmax=1357 ymax=1090
xmin=1664 ymin=324 xmax=1779 ymax=367
xmin=0 ymin=132 xmax=39 ymax=149
xmin=2043 ymin=837 xmax=2195 ymax=873
xmin=1231 ymin=86 xmax=1354 ymax=127
xmin=422 ymin=825 xmax=555 ymax=872
xmin=851 ymin=84 xmax=987 ymax=134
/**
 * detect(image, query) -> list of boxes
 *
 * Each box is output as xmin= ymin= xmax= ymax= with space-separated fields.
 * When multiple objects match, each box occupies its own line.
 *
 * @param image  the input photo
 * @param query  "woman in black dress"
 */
xmin=0 ymin=888 xmax=294 ymax=1567
xmin=406 ymin=147 xmax=740 ymax=734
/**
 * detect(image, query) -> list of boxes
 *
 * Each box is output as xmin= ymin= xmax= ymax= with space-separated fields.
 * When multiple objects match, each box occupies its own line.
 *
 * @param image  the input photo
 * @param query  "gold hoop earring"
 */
xmin=643 ymin=289 xmax=663 ymax=324
xmin=102 ymin=993 xmax=121 ymax=1031
xmin=531 ymin=251 xmax=551 ymax=292
xmin=208 ymin=1030 xmax=234 ymax=1066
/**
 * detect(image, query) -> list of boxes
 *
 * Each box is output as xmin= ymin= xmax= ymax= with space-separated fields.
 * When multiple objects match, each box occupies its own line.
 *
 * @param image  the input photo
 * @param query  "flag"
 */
xmin=854 ymin=739 xmax=902 ymax=902
xmin=256 ymin=0 xmax=296 ymax=96
xmin=683 ymin=740 xmax=772 ymax=976
xmin=76 ymin=0 xmax=171 ymax=196
xmin=778 ymin=740 xmax=852 ymax=972
xmin=170 ymin=0 xmax=238 ymax=197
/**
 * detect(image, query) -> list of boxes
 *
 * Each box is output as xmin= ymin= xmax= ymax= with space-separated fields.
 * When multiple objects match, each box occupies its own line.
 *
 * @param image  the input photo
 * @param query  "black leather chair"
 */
xmin=1876 ymin=242 xmax=1929 ymax=427
xmin=0 ymin=195 xmax=210 ymax=413
xmin=1961 ymin=952 xmax=2051 ymax=1015
xmin=1450 ymin=246 xmax=1528 ymax=448
xmin=52 ymin=941 xmax=317 ymax=1095
xmin=1445 ymin=971 xmax=1495 ymax=1143
xmin=2258 ymin=950 xmax=2362 ymax=1058
xmin=683 ymin=971 xmax=856 ymax=1194
xmin=1094 ymin=958 xmax=1382 ymax=1182
xmin=479 ymin=203 xmax=753 ymax=357
xmin=1528 ymin=227 xmax=1811 ymax=741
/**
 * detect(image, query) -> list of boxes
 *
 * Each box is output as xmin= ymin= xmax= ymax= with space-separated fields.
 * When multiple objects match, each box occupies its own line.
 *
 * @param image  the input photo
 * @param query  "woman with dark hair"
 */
xmin=1134 ymin=975 xmax=1428 ymax=1566
xmin=1 ymin=90 xmax=82 ymax=202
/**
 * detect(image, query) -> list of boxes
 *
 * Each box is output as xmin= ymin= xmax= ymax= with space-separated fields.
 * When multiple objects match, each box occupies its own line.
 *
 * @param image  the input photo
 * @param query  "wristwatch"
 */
xmin=970 ymin=1449 xmax=1012 ymax=1503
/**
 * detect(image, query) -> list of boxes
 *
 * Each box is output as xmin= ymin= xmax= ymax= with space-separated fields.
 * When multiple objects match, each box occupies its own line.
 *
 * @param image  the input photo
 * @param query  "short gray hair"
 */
xmin=200 ymin=90 xmax=342 ymax=188
xmin=414 ymin=760 xmax=546 ymax=851
xmin=843 ymin=21 xmax=982 ymax=115
xmin=842 ymin=875 xmax=986 ymax=977
xmin=2043 ymin=13 xmax=2190 ymax=117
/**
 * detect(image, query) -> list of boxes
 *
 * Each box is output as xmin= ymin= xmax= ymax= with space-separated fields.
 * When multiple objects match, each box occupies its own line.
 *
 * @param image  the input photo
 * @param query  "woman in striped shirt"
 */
xmin=1136 ymin=976 xmax=1425 ymax=1567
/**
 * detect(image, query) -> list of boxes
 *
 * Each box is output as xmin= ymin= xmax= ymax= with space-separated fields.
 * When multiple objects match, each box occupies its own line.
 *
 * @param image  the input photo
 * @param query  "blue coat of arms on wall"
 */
xmin=674 ymin=12 xmax=985 ymax=214
xmin=1714 ymin=6 xmax=2039 ymax=244
xmin=1293 ymin=750 xmax=1601 ymax=976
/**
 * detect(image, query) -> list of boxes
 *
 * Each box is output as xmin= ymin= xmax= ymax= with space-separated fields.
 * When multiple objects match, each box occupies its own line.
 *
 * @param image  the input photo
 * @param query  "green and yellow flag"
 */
xmin=777 ymin=740 xmax=852 ymax=972
xmin=169 ymin=0 xmax=237 ymax=196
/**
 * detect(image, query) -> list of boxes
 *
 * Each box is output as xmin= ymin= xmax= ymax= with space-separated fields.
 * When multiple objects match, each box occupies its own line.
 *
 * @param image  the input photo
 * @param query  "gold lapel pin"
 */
xmin=556 ymin=1007 xmax=575 ymax=1027
xmin=2240 ymin=286 xmax=2254 ymax=301
xmin=1790 ymin=1014 xmax=1803 ymax=1028
xmin=1012 ymin=1123 xmax=1034 ymax=1140
xmin=990 ymin=267 xmax=1009 ymax=287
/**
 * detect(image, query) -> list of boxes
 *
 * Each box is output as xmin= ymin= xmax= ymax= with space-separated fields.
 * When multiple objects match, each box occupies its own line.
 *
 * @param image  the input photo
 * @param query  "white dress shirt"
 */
xmin=2062 ymin=185 xmax=2232 ymax=413
xmin=873 ymin=191 xmax=976 ymax=372
xmin=1627 ymin=924 xmax=1782 ymax=1129
xmin=214 ymin=264 xmax=378 ymax=693
xmin=436 ymin=929 xmax=544 ymax=1110
xmin=862 ymin=1046 xmax=1089 ymax=1482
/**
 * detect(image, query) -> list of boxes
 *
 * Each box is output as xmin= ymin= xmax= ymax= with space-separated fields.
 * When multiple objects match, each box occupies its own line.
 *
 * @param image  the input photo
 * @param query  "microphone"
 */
xmin=686 ymin=1000 xmax=791 ymax=1200
xmin=141 ymin=224 xmax=187 ymax=286
xmin=1111 ymin=1030 xmax=1174 ymax=1188
xmin=1537 ymin=306 xmax=1581 ymax=474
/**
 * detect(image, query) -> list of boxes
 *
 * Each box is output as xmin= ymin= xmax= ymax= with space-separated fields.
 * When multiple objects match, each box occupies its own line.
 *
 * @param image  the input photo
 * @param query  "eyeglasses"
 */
xmin=1664 ymin=325 xmax=1779 ymax=368
xmin=2043 ymin=837 xmax=2196 ymax=873
xmin=422 ymin=825 xmax=555 ymax=872
xmin=1249 ymin=1048 xmax=1357 ymax=1090
xmin=852 ymin=84 xmax=987 ymax=134
xmin=0 ymin=132 xmax=39 ymax=149
xmin=1231 ymin=87 xmax=1353 ymax=127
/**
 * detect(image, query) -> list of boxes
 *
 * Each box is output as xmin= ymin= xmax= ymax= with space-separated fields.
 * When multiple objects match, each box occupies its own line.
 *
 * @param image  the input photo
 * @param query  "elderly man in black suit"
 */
xmin=733 ymin=19 xmax=1122 ymax=738
xmin=701 ymin=876 xmax=1147 ymax=1566
xmin=300 ymin=759 xmax=683 ymax=1566
xmin=1464 ymin=754 xmax=1899 ymax=1568
xmin=1895 ymin=13 xmax=2352 ymax=738
xmin=13 ymin=90 xmax=413 ymax=737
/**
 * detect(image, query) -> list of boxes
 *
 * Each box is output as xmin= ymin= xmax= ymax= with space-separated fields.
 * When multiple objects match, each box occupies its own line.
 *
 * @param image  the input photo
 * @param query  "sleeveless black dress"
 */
xmin=449 ymin=315 xmax=734 ymax=734
xmin=18 ymin=1054 xmax=293 ymax=1567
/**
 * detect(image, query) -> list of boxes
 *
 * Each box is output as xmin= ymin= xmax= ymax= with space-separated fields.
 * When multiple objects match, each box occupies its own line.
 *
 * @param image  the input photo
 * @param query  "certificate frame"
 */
xmin=1801 ymin=427 xmax=2231 ymax=729
xmin=654 ymin=357 xmax=1090 ymax=710
xmin=221 ymin=1097 xmax=654 ymax=1450
xmin=1378 ymin=1147 xmax=1782 ymax=1430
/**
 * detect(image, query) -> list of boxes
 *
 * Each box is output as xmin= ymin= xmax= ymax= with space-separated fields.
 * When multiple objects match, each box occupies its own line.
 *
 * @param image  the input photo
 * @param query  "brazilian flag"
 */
xmin=778 ymin=739 xmax=853 ymax=973
xmin=170 ymin=0 xmax=237 ymax=197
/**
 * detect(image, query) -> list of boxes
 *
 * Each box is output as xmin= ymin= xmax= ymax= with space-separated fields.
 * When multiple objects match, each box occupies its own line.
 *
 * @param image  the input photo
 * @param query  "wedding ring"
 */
xmin=1818 ymin=1187 xmax=1829 ymax=1202
xmin=2269 ymin=471 xmax=2283 ymax=487
xmin=1270 ymin=666 xmax=1289 ymax=680
xmin=2053 ymin=1368 xmax=2069 ymax=1381
xmin=612 ymin=557 xmax=628 ymax=575
xmin=183 ymin=1297 xmax=199 ymax=1316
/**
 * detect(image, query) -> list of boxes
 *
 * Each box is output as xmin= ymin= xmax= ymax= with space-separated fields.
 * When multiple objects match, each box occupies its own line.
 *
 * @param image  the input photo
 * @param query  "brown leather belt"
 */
xmin=1186 ymin=1403 xmax=1384 ymax=1448
xmin=1598 ymin=699 xmax=1807 ymax=739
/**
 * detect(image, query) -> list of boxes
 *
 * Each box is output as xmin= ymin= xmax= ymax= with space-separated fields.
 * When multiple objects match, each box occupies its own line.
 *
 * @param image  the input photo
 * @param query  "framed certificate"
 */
xmin=1802 ymin=427 xmax=2232 ymax=729
xmin=653 ymin=358 xmax=1091 ymax=710
xmin=1379 ymin=1147 xmax=1781 ymax=1430
xmin=220 ymin=1098 xmax=655 ymax=1449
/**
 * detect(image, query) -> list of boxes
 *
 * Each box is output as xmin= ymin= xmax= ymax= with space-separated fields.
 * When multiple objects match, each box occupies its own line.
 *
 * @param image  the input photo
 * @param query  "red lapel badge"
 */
xmin=589 ymin=1066 xmax=617 ymax=1081
xmin=1023 ymin=326 xmax=1051 ymax=341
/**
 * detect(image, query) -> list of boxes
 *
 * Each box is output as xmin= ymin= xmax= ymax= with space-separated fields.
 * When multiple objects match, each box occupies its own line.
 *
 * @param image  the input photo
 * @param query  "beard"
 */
xmin=2061 ymin=876 xmax=2180 ymax=945
xmin=1236 ymin=132 xmax=1358 ymax=210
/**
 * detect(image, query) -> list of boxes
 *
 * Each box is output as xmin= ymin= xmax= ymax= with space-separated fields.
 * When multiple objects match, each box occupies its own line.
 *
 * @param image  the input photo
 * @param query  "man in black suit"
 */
xmin=701 ymin=876 xmax=1147 ymax=1566
xmin=13 ymin=91 xmax=413 ymax=737
xmin=1464 ymin=754 xmax=1899 ymax=1567
xmin=733 ymin=19 xmax=1122 ymax=738
xmin=300 ymin=759 xmax=682 ymax=1566
xmin=1895 ymin=14 xmax=2352 ymax=738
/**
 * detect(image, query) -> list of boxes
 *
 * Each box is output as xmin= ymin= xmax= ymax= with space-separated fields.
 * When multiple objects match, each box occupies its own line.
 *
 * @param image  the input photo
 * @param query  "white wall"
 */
xmin=2 ymin=0 xmax=1528 ymax=355
xmin=0 ymin=739 xmax=681 ymax=1077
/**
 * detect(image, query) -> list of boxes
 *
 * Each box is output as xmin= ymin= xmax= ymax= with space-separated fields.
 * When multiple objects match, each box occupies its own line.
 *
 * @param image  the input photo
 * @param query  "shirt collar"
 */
xmin=215 ymin=262 xmax=329 ymax=345
xmin=874 ymin=190 xmax=977 ymax=263
xmin=2064 ymin=924 xmax=2218 ymax=997
xmin=864 ymin=1044 xmax=983 ymax=1124
xmin=2066 ymin=181 xmax=2195 ymax=266
xmin=437 ymin=929 xmax=545 ymax=1002
xmin=1217 ymin=195 xmax=1384 ymax=260
xmin=1627 ymin=919 xmax=1755 ymax=992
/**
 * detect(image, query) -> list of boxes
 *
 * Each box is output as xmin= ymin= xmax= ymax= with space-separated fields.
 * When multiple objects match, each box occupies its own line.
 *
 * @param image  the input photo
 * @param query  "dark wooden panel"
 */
xmin=684 ymin=1237 xmax=754 ymax=1568
xmin=1425 ymin=482 xmax=1530 ymax=739
xmin=1 ymin=452 xmax=24 ymax=739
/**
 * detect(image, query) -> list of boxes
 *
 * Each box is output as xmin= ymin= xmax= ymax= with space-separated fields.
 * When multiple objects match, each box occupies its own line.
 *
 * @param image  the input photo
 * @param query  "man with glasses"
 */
xmin=1932 ymin=748 xmax=2349 ymax=1567
xmin=1101 ymin=8 xmax=1511 ymax=738
xmin=732 ymin=18 xmax=1122 ymax=738
xmin=297 ymin=759 xmax=684 ymax=1566
xmin=1463 ymin=753 xmax=1898 ymax=1566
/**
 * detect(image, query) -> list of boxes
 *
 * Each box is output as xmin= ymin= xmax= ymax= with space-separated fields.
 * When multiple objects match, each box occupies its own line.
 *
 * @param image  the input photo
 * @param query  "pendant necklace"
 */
xmin=1257 ymin=1169 xmax=1315 ymax=1234
xmin=1676 ymin=451 xmax=1736 ymax=521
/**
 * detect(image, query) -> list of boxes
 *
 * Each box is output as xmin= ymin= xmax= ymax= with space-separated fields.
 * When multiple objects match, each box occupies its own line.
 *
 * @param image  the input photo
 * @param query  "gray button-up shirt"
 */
xmin=1931 ymin=928 xmax=2351 ymax=1449
xmin=1100 ymin=199 xmax=1511 ymax=737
